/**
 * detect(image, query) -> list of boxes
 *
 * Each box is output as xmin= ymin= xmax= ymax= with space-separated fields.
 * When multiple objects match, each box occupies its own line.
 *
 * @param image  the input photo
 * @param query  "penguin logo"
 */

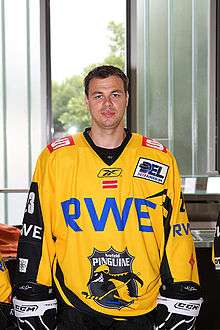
xmin=82 ymin=247 xmax=143 ymax=309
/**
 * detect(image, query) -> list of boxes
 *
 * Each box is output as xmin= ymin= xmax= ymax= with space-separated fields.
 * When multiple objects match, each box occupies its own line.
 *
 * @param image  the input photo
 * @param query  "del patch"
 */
xmin=133 ymin=158 xmax=168 ymax=184
xmin=82 ymin=247 xmax=143 ymax=309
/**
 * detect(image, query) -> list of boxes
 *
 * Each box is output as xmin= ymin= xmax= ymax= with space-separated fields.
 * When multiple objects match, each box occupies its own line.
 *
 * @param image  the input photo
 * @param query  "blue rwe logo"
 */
xmin=61 ymin=197 xmax=156 ymax=232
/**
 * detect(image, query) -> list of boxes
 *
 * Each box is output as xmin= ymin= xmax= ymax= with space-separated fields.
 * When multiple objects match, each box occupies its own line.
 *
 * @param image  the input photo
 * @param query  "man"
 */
xmin=0 ymin=254 xmax=17 ymax=329
xmin=13 ymin=65 xmax=202 ymax=329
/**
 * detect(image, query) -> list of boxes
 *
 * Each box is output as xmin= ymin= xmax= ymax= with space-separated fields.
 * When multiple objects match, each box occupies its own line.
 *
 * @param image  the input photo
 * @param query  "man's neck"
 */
xmin=89 ymin=125 xmax=126 ymax=148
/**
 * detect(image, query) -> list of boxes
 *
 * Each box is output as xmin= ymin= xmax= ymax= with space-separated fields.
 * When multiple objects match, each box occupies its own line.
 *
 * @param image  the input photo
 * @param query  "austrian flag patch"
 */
xmin=102 ymin=180 xmax=118 ymax=189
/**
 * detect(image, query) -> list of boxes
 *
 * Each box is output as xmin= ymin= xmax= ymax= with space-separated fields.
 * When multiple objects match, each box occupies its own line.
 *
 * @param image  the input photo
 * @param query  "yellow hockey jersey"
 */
xmin=0 ymin=255 xmax=12 ymax=303
xmin=15 ymin=132 xmax=199 ymax=318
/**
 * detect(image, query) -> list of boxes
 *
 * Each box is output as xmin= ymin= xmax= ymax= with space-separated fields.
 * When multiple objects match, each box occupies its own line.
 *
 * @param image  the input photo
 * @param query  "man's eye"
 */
xmin=112 ymin=93 xmax=120 ymax=98
xmin=94 ymin=95 xmax=102 ymax=100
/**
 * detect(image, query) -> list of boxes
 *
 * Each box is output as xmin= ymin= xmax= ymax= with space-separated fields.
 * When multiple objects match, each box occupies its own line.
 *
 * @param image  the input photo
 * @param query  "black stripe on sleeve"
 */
xmin=160 ymin=193 xmax=173 ymax=285
xmin=15 ymin=182 xmax=44 ymax=284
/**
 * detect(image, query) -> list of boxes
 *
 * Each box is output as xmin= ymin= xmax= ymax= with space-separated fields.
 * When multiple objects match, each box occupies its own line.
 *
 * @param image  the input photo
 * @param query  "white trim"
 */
xmin=13 ymin=297 xmax=57 ymax=318
xmin=157 ymin=295 xmax=203 ymax=317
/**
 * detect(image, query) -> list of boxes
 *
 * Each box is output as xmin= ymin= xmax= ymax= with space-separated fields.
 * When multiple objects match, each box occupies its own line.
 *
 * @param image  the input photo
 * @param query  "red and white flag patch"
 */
xmin=142 ymin=136 xmax=167 ymax=153
xmin=102 ymin=180 xmax=118 ymax=189
xmin=47 ymin=135 xmax=75 ymax=153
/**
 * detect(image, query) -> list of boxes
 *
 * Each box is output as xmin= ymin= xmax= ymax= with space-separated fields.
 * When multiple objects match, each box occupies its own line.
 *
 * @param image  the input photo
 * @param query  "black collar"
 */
xmin=83 ymin=127 xmax=132 ymax=165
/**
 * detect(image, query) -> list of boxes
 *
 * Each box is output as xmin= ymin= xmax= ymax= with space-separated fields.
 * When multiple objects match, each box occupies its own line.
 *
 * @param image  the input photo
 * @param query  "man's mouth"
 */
xmin=101 ymin=110 xmax=115 ymax=118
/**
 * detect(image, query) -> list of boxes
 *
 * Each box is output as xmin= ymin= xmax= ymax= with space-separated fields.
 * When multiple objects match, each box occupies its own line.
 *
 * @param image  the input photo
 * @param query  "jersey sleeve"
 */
xmin=15 ymin=147 xmax=56 ymax=287
xmin=160 ymin=152 xmax=199 ymax=285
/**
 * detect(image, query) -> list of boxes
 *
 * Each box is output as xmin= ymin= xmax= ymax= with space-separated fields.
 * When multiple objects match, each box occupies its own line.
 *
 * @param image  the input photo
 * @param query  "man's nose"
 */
xmin=103 ymin=96 xmax=113 ymax=105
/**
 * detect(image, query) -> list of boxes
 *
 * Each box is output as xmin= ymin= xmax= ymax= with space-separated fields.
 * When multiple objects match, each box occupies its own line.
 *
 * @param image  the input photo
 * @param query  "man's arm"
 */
xmin=155 ymin=153 xmax=202 ymax=329
xmin=13 ymin=149 xmax=57 ymax=330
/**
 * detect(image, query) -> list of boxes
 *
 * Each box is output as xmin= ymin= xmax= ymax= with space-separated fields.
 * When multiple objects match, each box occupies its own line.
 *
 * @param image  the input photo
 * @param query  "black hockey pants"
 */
xmin=57 ymin=306 xmax=155 ymax=330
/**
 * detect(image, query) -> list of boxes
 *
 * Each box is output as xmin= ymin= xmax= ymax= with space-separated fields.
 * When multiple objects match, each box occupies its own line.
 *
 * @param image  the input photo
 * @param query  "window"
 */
xmin=0 ymin=0 xmax=47 ymax=225
xmin=50 ymin=0 xmax=126 ymax=138
xmin=129 ymin=0 xmax=216 ymax=194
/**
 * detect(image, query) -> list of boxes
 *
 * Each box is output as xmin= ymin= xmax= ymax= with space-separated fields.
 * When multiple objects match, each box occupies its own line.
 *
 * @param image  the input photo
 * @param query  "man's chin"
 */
xmin=100 ymin=122 xmax=120 ymax=130
xmin=93 ymin=117 xmax=124 ymax=130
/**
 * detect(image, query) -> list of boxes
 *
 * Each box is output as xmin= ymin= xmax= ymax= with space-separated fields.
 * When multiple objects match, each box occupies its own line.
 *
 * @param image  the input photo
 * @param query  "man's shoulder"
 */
xmin=141 ymin=135 xmax=168 ymax=153
xmin=37 ymin=133 xmax=83 ymax=164
xmin=46 ymin=131 xmax=88 ymax=153
xmin=131 ymin=133 xmax=168 ymax=154
xmin=47 ymin=135 xmax=76 ymax=153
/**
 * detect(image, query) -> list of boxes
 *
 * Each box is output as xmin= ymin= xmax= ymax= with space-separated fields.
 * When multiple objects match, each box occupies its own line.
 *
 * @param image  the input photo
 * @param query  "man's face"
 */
xmin=85 ymin=75 xmax=129 ymax=130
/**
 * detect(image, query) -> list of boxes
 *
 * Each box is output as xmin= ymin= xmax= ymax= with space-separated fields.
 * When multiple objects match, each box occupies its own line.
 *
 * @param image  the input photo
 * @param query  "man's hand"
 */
xmin=155 ymin=300 xmax=197 ymax=329
xmin=13 ymin=282 xmax=57 ymax=330
xmin=155 ymin=282 xmax=202 ymax=330
xmin=15 ymin=305 xmax=57 ymax=330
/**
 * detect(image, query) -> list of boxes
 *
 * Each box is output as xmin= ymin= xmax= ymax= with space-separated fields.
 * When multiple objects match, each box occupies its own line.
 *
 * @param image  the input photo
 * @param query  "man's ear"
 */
xmin=126 ymin=92 xmax=129 ymax=107
xmin=85 ymin=95 xmax=89 ymax=107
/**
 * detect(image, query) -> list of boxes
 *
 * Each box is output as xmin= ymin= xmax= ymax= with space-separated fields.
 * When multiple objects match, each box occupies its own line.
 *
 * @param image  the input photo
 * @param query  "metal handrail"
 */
xmin=0 ymin=189 xmax=29 ymax=193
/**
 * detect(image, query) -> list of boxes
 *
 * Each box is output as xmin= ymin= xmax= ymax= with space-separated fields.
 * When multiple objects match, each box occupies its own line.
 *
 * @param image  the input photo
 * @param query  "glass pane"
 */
xmin=196 ymin=0 xmax=208 ymax=175
xmin=172 ymin=0 xmax=193 ymax=175
xmin=4 ymin=0 xmax=29 ymax=187
xmin=7 ymin=193 xmax=28 ymax=226
xmin=0 ymin=1 xmax=42 ymax=225
xmin=148 ymin=0 xmax=168 ymax=140
xmin=136 ymin=0 xmax=210 ymax=181
xmin=51 ymin=0 xmax=126 ymax=138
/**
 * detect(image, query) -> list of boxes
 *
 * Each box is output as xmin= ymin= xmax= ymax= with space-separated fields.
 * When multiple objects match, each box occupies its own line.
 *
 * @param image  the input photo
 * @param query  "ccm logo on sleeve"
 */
xmin=133 ymin=158 xmax=169 ymax=184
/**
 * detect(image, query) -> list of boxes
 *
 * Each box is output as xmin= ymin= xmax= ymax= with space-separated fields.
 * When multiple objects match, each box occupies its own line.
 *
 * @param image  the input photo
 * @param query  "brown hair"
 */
xmin=84 ymin=65 xmax=129 ymax=97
